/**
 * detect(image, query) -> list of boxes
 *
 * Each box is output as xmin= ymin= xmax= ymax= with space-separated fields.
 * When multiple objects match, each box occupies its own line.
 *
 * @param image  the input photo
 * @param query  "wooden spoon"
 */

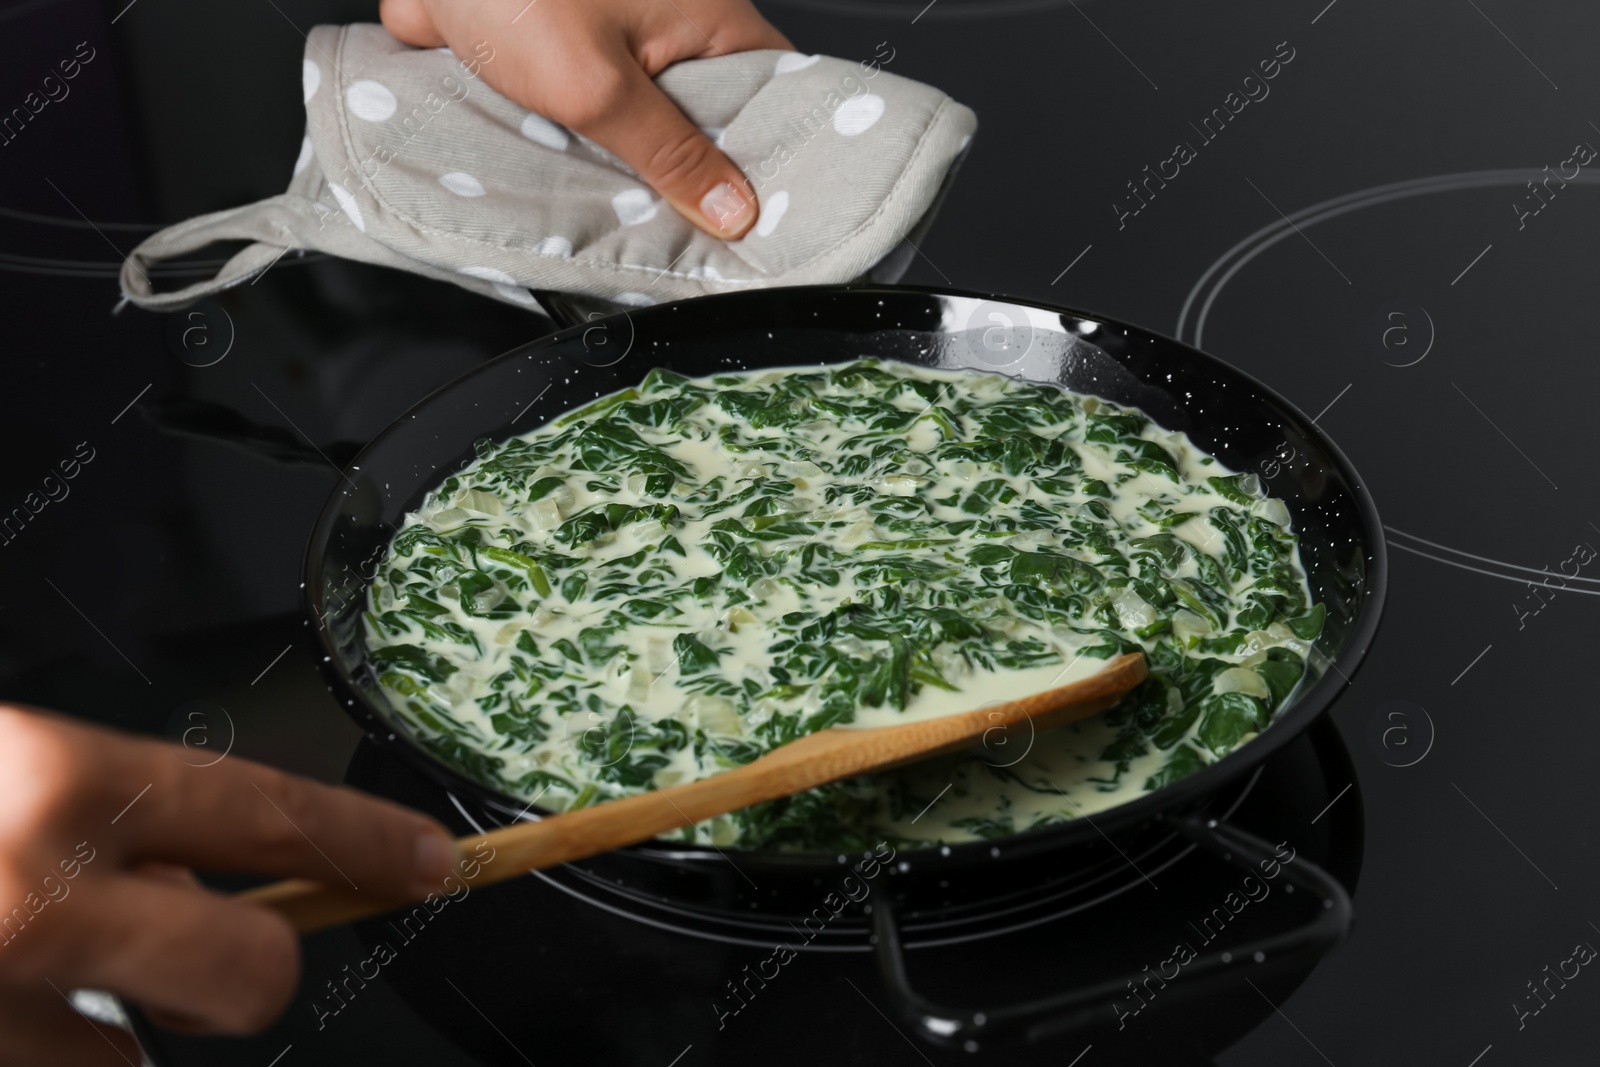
xmin=244 ymin=651 xmax=1146 ymax=933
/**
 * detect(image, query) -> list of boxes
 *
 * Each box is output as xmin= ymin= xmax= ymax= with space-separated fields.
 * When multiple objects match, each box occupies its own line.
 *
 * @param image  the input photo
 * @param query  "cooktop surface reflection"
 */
xmin=3 ymin=0 xmax=1599 ymax=1064
xmin=132 ymin=716 xmax=1362 ymax=1067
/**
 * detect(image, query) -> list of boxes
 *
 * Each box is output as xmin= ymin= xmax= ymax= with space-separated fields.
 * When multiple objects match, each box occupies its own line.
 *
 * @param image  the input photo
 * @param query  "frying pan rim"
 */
xmin=303 ymin=282 xmax=1387 ymax=873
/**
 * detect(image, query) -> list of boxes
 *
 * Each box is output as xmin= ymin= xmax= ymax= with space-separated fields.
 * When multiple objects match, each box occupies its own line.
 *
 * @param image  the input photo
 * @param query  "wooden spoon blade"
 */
xmin=243 ymin=651 xmax=1146 ymax=933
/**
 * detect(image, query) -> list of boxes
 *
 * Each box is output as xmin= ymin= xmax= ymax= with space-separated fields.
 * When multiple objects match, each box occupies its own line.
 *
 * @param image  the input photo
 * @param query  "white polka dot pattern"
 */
xmin=346 ymin=80 xmax=397 ymax=122
xmin=293 ymin=135 xmax=313 ymax=177
xmin=754 ymin=190 xmax=789 ymax=237
xmin=611 ymin=189 xmax=658 ymax=227
xmin=328 ymin=183 xmax=365 ymax=232
xmin=775 ymin=53 xmax=821 ymax=74
xmin=459 ymin=265 xmax=538 ymax=306
xmin=439 ymin=172 xmax=487 ymax=197
xmin=119 ymin=29 xmax=976 ymax=317
xmin=834 ymin=94 xmax=885 ymax=136
xmin=520 ymin=113 xmax=570 ymax=151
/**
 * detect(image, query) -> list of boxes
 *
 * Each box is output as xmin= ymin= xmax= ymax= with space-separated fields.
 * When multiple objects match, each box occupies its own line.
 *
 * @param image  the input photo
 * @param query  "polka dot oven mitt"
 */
xmin=119 ymin=25 xmax=977 ymax=312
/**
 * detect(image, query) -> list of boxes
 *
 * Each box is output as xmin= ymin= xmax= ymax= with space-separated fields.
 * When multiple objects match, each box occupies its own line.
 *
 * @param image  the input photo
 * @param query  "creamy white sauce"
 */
xmin=366 ymin=361 xmax=1318 ymax=850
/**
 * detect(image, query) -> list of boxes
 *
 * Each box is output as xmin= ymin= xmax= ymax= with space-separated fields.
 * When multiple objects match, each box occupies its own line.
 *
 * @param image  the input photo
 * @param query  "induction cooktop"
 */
xmin=3 ymin=0 xmax=1598 ymax=1064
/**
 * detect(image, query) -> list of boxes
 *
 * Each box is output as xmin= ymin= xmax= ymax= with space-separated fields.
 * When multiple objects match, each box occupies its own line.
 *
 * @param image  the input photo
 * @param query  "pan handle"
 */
xmin=870 ymin=814 xmax=1352 ymax=1051
xmin=141 ymin=301 xmax=586 ymax=468
xmin=528 ymin=290 xmax=626 ymax=331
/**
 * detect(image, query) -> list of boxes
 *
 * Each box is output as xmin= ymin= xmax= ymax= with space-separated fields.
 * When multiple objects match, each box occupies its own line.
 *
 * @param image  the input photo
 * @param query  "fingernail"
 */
xmin=699 ymin=181 xmax=754 ymax=235
xmin=414 ymin=832 xmax=457 ymax=887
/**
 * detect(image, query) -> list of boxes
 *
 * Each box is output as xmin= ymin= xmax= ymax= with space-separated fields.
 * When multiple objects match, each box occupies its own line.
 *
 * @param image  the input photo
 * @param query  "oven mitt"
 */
xmin=118 ymin=25 xmax=977 ymax=313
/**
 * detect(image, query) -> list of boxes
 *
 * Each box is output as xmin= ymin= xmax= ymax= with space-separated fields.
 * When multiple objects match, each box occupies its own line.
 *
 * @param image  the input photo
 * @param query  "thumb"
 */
xmin=573 ymin=63 xmax=759 ymax=240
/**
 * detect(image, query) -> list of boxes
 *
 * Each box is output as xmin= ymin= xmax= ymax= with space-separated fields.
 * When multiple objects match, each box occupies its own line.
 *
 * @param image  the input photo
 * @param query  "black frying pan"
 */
xmin=303 ymin=284 xmax=1386 ymax=1045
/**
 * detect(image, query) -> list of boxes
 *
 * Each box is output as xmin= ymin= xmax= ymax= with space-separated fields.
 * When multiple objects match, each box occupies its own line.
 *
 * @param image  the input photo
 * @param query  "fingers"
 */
xmin=636 ymin=0 xmax=793 ymax=69
xmin=0 ymin=707 xmax=456 ymax=902
xmin=572 ymin=58 xmax=760 ymax=239
xmin=0 ymin=987 xmax=144 ymax=1067
xmin=129 ymin=861 xmax=201 ymax=890
xmin=0 ymin=709 xmax=456 ymax=1051
xmin=691 ymin=2 xmax=794 ymax=54
xmin=112 ymin=744 xmax=458 ymax=901
xmin=379 ymin=0 xmax=446 ymax=47
xmin=387 ymin=0 xmax=790 ymax=239
xmin=36 ymin=876 xmax=300 ymax=1034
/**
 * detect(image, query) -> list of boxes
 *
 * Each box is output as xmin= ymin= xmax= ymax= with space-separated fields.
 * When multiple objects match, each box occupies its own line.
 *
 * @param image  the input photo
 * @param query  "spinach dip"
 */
xmin=365 ymin=360 xmax=1323 ymax=850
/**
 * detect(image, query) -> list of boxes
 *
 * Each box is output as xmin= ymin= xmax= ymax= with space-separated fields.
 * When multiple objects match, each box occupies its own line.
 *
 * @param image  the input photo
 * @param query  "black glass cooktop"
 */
xmin=4 ymin=0 xmax=1599 ymax=1064
xmin=135 ymin=717 xmax=1363 ymax=1067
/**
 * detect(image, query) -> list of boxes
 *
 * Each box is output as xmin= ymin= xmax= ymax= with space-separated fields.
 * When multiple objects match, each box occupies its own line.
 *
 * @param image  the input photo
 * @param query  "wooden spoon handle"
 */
xmin=243 ymin=652 xmax=1145 ymax=933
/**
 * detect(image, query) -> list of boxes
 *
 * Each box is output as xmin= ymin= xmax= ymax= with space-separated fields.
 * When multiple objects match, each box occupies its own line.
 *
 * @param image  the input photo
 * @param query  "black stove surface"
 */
xmin=140 ymin=717 xmax=1363 ymax=1067
xmin=4 ymin=0 xmax=1599 ymax=1064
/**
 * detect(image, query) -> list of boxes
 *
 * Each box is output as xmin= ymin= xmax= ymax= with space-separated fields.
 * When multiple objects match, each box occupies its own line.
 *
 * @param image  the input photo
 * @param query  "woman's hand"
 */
xmin=378 ymin=0 xmax=792 ymax=239
xmin=0 ymin=705 xmax=459 ymax=1064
